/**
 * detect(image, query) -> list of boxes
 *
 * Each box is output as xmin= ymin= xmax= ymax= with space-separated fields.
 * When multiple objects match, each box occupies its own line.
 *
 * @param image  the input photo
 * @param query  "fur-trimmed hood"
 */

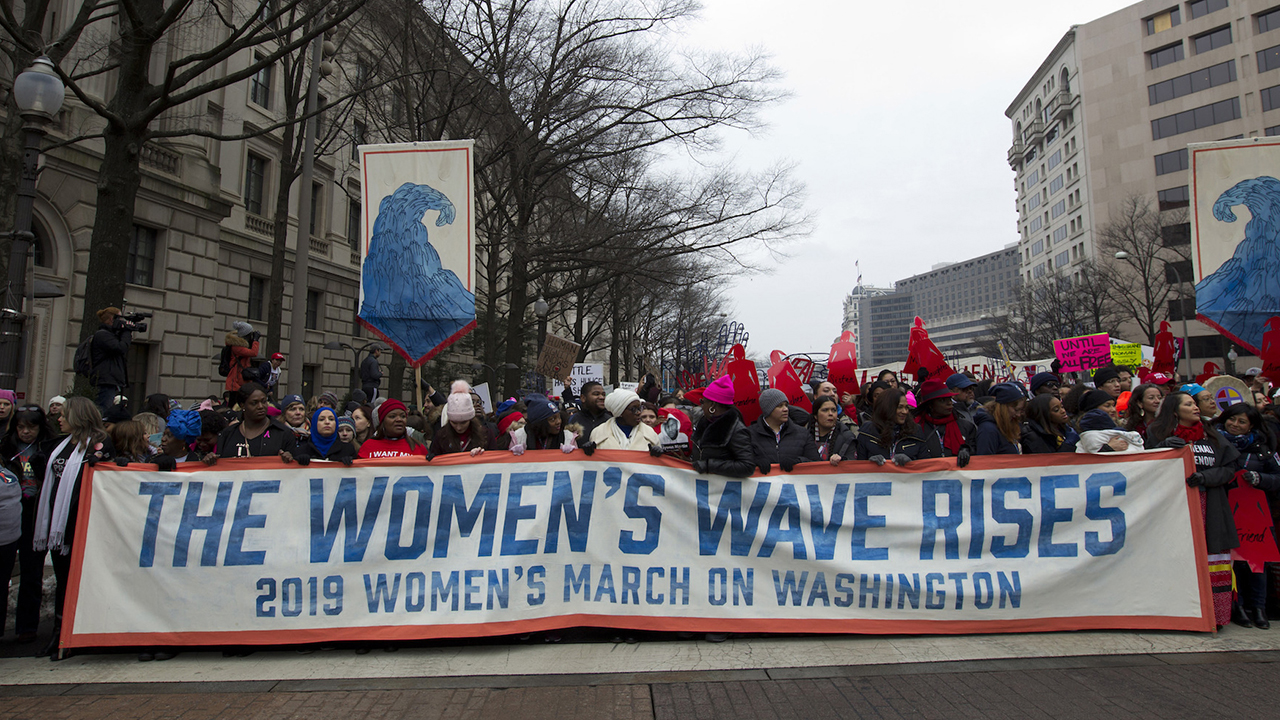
xmin=225 ymin=332 xmax=249 ymax=347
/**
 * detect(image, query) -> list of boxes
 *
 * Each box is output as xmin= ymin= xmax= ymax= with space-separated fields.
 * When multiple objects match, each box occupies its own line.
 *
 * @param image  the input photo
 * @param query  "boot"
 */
xmin=38 ymin=623 xmax=61 ymax=659
xmin=1232 ymin=603 xmax=1254 ymax=628
xmin=1251 ymin=607 xmax=1271 ymax=630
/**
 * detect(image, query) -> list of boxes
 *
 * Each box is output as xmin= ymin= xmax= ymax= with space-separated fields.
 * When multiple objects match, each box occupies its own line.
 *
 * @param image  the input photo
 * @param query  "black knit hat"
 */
xmin=1080 ymin=389 xmax=1114 ymax=413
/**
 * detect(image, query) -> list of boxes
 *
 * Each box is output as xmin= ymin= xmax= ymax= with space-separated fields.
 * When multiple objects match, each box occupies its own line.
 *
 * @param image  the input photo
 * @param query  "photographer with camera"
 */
xmin=90 ymin=307 xmax=147 ymax=414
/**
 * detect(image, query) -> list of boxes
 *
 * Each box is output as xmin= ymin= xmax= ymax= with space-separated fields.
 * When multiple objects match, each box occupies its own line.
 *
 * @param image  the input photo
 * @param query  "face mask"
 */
xmin=149 ymin=432 xmax=164 ymax=447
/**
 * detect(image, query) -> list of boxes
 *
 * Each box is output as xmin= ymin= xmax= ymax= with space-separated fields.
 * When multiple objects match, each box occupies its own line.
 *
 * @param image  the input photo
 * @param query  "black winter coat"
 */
xmin=747 ymin=418 xmax=820 ymax=469
xmin=913 ymin=415 xmax=976 ymax=458
xmin=973 ymin=408 xmax=1021 ymax=456
xmin=90 ymin=323 xmax=131 ymax=387
xmin=296 ymin=436 xmax=359 ymax=464
xmin=856 ymin=420 xmax=932 ymax=461
xmin=359 ymin=353 xmax=383 ymax=386
xmin=1020 ymin=420 xmax=1080 ymax=454
xmin=809 ymin=422 xmax=856 ymax=461
xmin=1173 ymin=432 xmax=1242 ymax=554
xmin=691 ymin=407 xmax=755 ymax=478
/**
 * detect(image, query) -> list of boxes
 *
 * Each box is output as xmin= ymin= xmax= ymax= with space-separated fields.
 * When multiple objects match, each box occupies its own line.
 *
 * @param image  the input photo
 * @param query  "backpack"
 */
xmin=73 ymin=335 xmax=94 ymax=378
xmin=217 ymin=344 xmax=232 ymax=377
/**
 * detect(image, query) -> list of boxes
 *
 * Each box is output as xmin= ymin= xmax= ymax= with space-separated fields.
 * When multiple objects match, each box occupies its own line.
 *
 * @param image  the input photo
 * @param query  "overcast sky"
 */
xmin=675 ymin=0 xmax=1132 ymax=357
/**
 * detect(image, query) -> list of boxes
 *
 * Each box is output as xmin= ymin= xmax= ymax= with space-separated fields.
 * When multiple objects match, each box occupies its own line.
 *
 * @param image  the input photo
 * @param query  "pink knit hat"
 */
xmin=702 ymin=375 xmax=735 ymax=405
xmin=446 ymin=393 xmax=475 ymax=423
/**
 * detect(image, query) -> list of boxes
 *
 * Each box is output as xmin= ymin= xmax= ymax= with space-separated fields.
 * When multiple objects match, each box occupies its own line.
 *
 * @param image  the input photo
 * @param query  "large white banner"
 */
xmin=63 ymin=450 xmax=1210 ymax=648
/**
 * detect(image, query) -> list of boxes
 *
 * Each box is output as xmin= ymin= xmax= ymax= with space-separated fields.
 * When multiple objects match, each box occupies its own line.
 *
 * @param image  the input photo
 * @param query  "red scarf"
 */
xmin=1172 ymin=422 xmax=1206 ymax=443
xmin=919 ymin=413 xmax=965 ymax=456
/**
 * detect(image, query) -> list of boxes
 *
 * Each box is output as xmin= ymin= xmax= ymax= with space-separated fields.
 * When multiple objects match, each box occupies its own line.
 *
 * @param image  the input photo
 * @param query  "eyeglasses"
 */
xmin=17 ymin=405 xmax=41 ymax=412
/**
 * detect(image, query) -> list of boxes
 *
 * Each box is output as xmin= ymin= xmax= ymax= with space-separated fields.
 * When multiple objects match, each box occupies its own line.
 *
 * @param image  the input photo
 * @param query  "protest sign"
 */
xmin=552 ymin=364 xmax=605 ymax=399
xmin=619 ymin=382 xmax=639 ymax=392
xmin=536 ymin=334 xmax=582 ymax=383
xmin=358 ymin=141 xmax=476 ymax=366
xmin=767 ymin=351 xmax=812 ymax=414
xmin=473 ymin=383 xmax=493 ymax=413
xmin=1189 ymin=138 xmax=1280 ymax=354
xmin=1109 ymin=343 xmax=1142 ymax=368
xmin=826 ymin=332 xmax=860 ymax=399
xmin=62 ymin=449 xmax=1209 ymax=649
xmin=1053 ymin=334 xmax=1112 ymax=373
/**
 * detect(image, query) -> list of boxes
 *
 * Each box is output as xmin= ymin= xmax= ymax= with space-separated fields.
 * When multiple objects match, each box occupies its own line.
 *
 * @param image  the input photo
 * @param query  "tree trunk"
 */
xmin=388 ymin=353 xmax=406 ymax=401
xmin=74 ymin=124 xmax=147 ymax=394
xmin=266 ymin=122 xmax=300 ymax=357
xmin=502 ymin=258 xmax=529 ymax=398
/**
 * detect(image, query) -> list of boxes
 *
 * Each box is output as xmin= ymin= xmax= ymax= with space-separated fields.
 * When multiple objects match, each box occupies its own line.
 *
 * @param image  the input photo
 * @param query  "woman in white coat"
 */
xmin=583 ymin=389 xmax=662 ymax=456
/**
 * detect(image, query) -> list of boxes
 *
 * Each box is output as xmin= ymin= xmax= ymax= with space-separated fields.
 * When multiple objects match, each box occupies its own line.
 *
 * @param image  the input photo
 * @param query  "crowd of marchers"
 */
xmin=3 ymin=307 xmax=1280 ymax=659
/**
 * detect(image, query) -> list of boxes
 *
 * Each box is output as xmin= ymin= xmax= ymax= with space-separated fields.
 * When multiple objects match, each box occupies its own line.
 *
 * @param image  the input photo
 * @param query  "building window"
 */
xmin=1264 ymin=84 xmax=1280 ymax=112
xmin=245 ymin=152 xmax=267 ymax=216
xmin=1189 ymin=335 xmax=1226 ymax=357
xmin=1261 ymin=7 xmax=1280 ymax=34
xmin=352 ymin=120 xmax=366 ymax=162
xmin=302 ymin=364 xmax=319 ymax=400
xmin=1054 ymin=225 xmax=1069 ymax=243
xmin=1192 ymin=25 xmax=1232 ymax=54
xmin=1029 ymin=216 xmax=1043 ymax=233
xmin=306 ymin=289 xmax=323 ymax=330
xmin=1162 ymin=223 xmax=1192 ymax=247
xmin=1165 ymin=259 xmax=1194 ymax=284
xmin=1159 ymin=186 xmax=1191 ymax=210
xmin=1055 ymin=250 xmax=1070 ymax=267
xmin=1149 ymin=42 xmax=1185 ymax=69
xmin=1145 ymin=7 xmax=1181 ymax=34
xmin=1033 ymin=263 xmax=1047 ymax=279
xmin=1049 ymin=175 xmax=1064 ymax=194
xmin=1052 ymin=199 xmax=1067 ymax=219
xmin=1048 ymin=149 xmax=1062 ymax=170
xmin=309 ymin=182 xmax=322 ymax=237
xmin=1026 ymin=169 xmax=1039 ymax=186
xmin=1189 ymin=0 xmax=1227 ymax=20
xmin=1148 ymin=59 xmax=1236 ymax=105
xmin=127 ymin=225 xmax=157 ymax=287
xmin=1150 ymin=97 xmax=1240 ymax=140
xmin=1155 ymin=148 xmax=1189 ymax=175
xmin=1029 ymin=194 xmax=1041 ymax=210
xmin=1032 ymin=239 xmax=1044 ymax=256
xmin=249 ymin=54 xmax=272 ymax=108
xmin=1266 ymin=124 xmax=1280 ymax=136
xmin=348 ymin=198 xmax=361 ymax=251
xmin=248 ymin=275 xmax=267 ymax=321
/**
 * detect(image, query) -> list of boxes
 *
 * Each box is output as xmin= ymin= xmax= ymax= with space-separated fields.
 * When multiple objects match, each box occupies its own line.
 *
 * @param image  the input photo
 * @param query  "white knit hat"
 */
xmin=604 ymin=389 xmax=641 ymax=418
xmin=446 ymin=393 xmax=475 ymax=423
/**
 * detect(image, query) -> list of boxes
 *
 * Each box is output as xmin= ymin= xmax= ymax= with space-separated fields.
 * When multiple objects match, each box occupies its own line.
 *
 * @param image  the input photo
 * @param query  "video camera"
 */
xmin=115 ymin=311 xmax=152 ymax=333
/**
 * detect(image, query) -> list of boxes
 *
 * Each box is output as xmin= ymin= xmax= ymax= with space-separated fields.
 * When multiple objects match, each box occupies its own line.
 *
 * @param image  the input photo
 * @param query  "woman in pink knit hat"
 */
xmin=689 ymin=375 xmax=754 ymax=478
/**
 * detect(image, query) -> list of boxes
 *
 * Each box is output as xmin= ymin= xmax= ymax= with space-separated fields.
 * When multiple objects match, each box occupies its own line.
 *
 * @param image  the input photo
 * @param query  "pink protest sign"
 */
xmin=1053 ymin=333 xmax=1112 ymax=373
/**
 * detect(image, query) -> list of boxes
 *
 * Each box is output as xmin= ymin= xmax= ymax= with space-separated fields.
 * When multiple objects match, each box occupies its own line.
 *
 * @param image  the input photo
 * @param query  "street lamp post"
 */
xmin=324 ymin=339 xmax=383 ymax=396
xmin=1115 ymin=251 xmax=1193 ymax=380
xmin=1 ymin=56 xmax=65 ymax=392
xmin=534 ymin=295 xmax=549 ymax=392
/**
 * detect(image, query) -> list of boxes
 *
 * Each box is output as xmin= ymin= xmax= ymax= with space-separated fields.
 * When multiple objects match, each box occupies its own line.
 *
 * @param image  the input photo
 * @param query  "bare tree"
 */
xmin=1098 ymin=195 xmax=1191 ymax=344
xmin=0 ymin=0 xmax=365 ymax=371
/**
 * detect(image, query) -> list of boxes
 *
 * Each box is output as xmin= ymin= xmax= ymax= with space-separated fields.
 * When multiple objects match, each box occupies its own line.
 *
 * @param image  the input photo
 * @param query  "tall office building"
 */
xmin=841 ymin=285 xmax=892 ymax=361
xmin=860 ymin=244 xmax=1021 ymax=367
xmin=1007 ymin=0 xmax=1279 ymax=366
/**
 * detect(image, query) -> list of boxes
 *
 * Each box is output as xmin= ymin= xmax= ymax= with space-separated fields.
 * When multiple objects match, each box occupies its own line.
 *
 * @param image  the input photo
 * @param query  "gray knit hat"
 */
xmin=758 ymin=388 xmax=788 ymax=419
xmin=233 ymin=321 xmax=254 ymax=337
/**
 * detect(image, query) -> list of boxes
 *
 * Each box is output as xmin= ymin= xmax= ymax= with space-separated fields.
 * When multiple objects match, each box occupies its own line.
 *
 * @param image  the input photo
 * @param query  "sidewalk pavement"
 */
xmin=2 ymin=627 xmax=1280 ymax=718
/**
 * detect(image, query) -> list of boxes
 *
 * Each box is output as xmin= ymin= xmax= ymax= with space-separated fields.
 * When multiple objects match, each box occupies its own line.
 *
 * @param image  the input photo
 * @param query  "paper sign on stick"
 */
xmin=1110 ymin=343 xmax=1143 ymax=367
xmin=767 ymin=351 xmax=812 ymax=414
xmin=827 ymin=331 xmax=860 ymax=399
xmin=535 ymin=334 xmax=582 ymax=383
xmin=1053 ymin=333 xmax=1112 ymax=373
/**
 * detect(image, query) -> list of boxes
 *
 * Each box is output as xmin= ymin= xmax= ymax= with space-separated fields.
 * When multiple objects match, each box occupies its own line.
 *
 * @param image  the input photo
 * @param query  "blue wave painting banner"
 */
xmin=358 ymin=142 xmax=477 ymax=366
xmin=1189 ymin=139 xmax=1280 ymax=355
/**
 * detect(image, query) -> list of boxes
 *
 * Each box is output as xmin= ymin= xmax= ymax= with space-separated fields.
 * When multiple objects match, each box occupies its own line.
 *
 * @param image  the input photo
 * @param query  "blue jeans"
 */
xmin=95 ymin=384 xmax=121 ymax=415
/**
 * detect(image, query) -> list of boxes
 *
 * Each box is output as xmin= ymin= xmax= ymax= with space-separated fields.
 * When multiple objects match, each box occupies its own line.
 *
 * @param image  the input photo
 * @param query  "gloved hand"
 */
xmin=580 ymin=440 xmax=597 ymax=457
xmin=893 ymin=453 xmax=911 ymax=467
xmin=957 ymin=447 xmax=971 ymax=468
xmin=648 ymin=445 xmax=663 ymax=457
xmin=868 ymin=455 xmax=886 ymax=467
xmin=115 ymin=457 xmax=130 ymax=467
xmin=1187 ymin=472 xmax=1205 ymax=487
xmin=84 ymin=454 xmax=99 ymax=467
xmin=1161 ymin=436 xmax=1188 ymax=449
xmin=340 ymin=455 xmax=354 ymax=467
xmin=560 ymin=436 xmax=578 ymax=453
xmin=509 ymin=443 xmax=526 ymax=456
xmin=155 ymin=455 xmax=177 ymax=472
xmin=757 ymin=460 xmax=771 ymax=475
xmin=1245 ymin=470 xmax=1262 ymax=487
xmin=294 ymin=454 xmax=311 ymax=466
xmin=779 ymin=458 xmax=797 ymax=472
xmin=693 ymin=459 xmax=707 ymax=474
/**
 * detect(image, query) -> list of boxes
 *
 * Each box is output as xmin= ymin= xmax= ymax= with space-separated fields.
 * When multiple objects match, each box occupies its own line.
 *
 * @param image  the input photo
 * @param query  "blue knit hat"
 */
xmin=166 ymin=409 xmax=203 ymax=443
xmin=990 ymin=383 xmax=1026 ymax=404
xmin=524 ymin=393 xmax=559 ymax=425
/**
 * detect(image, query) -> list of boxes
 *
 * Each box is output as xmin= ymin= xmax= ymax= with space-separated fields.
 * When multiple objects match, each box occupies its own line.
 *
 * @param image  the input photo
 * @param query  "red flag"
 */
xmin=1229 ymin=476 xmax=1280 ymax=572
xmin=827 ymin=331 xmax=861 ymax=400
xmin=725 ymin=344 xmax=761 ymax=425
xmin=1262 ymin=316 xmax=1280 ymax=387
xmin=767 ymin=351 xmax=812 ymax=414
xmin=904 ymin=317 xmax=953 ymax=382
xmin=1152 ymin=321 xmax=1178 ymax=376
